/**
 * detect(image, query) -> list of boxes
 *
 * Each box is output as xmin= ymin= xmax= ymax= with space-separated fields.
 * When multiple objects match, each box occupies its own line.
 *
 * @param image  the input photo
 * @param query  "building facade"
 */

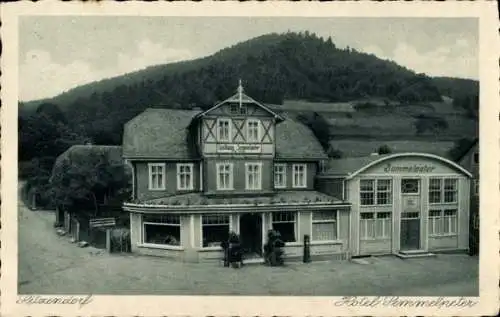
xmin=122 ymin=84 xmax=350 ymax=262
xmin=317 ymin=153 xmax=472 ymax=256
xmin=457 ymin=139 xmax=479 ymax=254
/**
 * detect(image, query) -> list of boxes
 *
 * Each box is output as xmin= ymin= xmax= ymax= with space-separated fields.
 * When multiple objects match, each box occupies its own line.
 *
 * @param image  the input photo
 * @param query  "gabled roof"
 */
xmin=122 ymin=108 xmax=327 ymax=161
xmin=194 ymin=82 xmax=284 ymax=121
xmin=122 ymin=108 xmax=201 ymax=160
xmin=275 ymin=117 xmax=328 ymax=160
xmin=320 ymin=152 xmax=472 ymax=179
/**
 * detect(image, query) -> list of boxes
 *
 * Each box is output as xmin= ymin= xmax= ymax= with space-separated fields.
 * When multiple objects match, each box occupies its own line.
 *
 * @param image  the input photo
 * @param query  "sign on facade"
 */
xmin=383 ymin=163 xmax=436 ymax=173
xmin=217 ymin=144 xmax=262 ymax=154
xmin=89 ymin=217 xmax=116 ymax=228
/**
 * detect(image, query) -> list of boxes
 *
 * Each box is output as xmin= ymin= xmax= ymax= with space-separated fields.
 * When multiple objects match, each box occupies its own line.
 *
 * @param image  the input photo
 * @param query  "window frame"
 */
xmin=148 ymin=163 xmax=166 ymax=191
xmin=216 ymin=162 xmax=234 ymax=191
xmin=401 ymin=178 xmax=420 ymax=195
xmin=311 ymin=210 xmax=339 ymax=242
xmin=292 ymin=164 xmax=307 ymax=188
xmin=176 ymin=163 xmax=194 ymax=191
xmin=217 ymin=118 xmax=232 ymax=143
xmin=274 ymin=163 xmax=287 ymax=189
xmin=359 ymin=178 xmax=393 ymax=206
xmin=201 ymin=214 xmax=232 ymax=249
xmin=246 ymin=119 xmax=261 ymax=143
xmin=428 ymin=209 xmax=458 ymax=237
xmin=271 ymin=211 xmax=297 ymax=243
xmin=359 ymin=211 xmax=392 ymax=240
xmin=245 ymin=162 xmax=262 ymax=190
xmin=141 ymin=214 xmax=182 ymax=249
xmin=429 ymin=177 xmax=459 ymax=204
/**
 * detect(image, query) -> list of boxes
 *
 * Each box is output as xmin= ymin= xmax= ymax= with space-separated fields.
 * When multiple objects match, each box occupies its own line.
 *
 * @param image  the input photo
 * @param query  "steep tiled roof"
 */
xmin=122 ymin=108 xmax=327 ymax=160
xmin=275 ymin=118 xmax=327 ymax=160
xmin=122 ymin=108 xmax=201 ymax=159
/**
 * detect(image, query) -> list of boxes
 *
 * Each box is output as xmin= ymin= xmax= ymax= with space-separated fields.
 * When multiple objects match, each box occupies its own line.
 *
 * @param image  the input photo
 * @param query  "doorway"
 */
xmin=400 ymin=178 xmax=421 ymax=251
xmin=239 ymin=213 xmax=263 ymax=256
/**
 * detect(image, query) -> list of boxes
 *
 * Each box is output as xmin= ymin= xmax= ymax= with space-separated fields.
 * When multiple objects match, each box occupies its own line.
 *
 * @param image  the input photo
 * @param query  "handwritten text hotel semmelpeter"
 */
xmin=383 ymin=164 xmax=436 ymax=173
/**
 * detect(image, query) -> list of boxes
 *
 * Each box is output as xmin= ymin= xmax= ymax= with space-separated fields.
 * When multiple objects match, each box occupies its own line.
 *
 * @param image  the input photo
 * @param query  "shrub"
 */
xmin=110 ymin=227 xmax=131 ymax=253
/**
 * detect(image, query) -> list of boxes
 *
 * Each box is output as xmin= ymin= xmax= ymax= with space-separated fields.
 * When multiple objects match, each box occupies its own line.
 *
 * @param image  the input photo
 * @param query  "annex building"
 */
xmin=122 ymin=83 xmax=472 ymax=262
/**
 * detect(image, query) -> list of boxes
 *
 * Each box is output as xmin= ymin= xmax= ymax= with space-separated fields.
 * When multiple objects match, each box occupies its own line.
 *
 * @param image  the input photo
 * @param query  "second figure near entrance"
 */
xmin=239 ymin=213 xmax=263 ymax=257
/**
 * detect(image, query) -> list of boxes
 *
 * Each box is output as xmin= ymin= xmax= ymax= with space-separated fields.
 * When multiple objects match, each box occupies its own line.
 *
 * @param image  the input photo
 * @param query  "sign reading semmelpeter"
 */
xmin=383 ymin=164 xmax=436 ymax=173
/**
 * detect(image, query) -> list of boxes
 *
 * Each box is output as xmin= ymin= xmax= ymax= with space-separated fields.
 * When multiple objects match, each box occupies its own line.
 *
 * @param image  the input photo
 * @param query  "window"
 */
xmin=312 ymin=211 xmax=337 ymax=241
xmin=401 ymin=179 xmax=419 ymax=194
xmin=429 ymin=178 xmax=458 ymax=204
xmin=360 ymin=212 xmax=391 ymax=240
xmin=176 ymin=163 xmax=193 ymax=190
xmin=217 ymin=118 xmax=231 ymax=142
xmin=246 ymin=120 xmax=260 ymax=143
xmin=274 ymin=164 xmax=287 ymax=188
xmin=473 ymin=152 xmax=479 ymax=164
xmin=272 ymin=212 xmax=296 ymax=242
xmin=292 ymin=164 xmax=307 ymax=188
xmin=216 ymin=163 xmax=233 ymax=190
xmin=245 ymin=162 xmax=262 ymax=190
xmin=428 ymin=209 xmax=458 ymax=236
xmin=202 ymin=214 xmax=230 ymax=248
xmin=148 ymin=163 xmax=166 ymax=190
xmin=143 ymin=214 xmax=180 ymax=246
xmin=360 ymin=179 xmax=392 ymax=206
xmin=230 ymin=104 xmax=247 ymax=115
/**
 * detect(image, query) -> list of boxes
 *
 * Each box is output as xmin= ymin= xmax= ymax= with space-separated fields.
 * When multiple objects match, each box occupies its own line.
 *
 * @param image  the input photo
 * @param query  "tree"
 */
xmin=378 ymin=145 xmax=392 ymax=155
xmin=50 ymin=151 xmax=131 ymax=216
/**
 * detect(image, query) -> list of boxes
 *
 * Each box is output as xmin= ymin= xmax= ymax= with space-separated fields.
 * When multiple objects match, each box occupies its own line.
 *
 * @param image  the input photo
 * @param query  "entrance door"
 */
xmin=239 ymin=213 xmax=263 ymax=256
xmin=400 ymin=179 xmax=421 ymax=251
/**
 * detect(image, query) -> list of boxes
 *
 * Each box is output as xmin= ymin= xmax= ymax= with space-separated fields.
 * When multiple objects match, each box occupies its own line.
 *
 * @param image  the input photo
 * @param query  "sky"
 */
xmin=19 ymin=17 xmax=478 ymax=102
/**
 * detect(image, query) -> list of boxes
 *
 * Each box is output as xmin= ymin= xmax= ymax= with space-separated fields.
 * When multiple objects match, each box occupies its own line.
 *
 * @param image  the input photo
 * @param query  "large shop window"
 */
xmin=312 ymin=211 xmax=338 ymax=241
xmin=176 ymin=163 xmax=193 ymax=190
xmin=246 ymin=162 xmax=262 ymax=190
xmin=274 ymin=164 xmax=287 ymax=188
xmin=148 ymin=163 xmax=166 ymax=190
xmin=246 ymin=119 xmax=260 ymax=143
xmin=272 ymin=211 xmax=296 ymax=242
xmin=429 ymin=178 xmax=458 ymax=204
xmin=360 ymin=179 xmax=392 ymax=206
xmin=216 ymin=163 xmax=234 ymax=190
xmin=428 ymin=209 xmax=458 ymax=236
xmin=292 ymin=164 xmax=307 ymax=188
xmin=217 ymin=118 xmax=231 ymax=142
xmin=202 ymin=214 xmax=230 ymax=248
xmin=143 ymin=214 xmax=181 ymax=246
xmin=360 ymin=212 xmax=391 ymax=240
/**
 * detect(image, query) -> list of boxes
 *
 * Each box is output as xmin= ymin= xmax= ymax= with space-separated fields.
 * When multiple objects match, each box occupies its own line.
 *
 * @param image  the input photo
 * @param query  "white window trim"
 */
xmin=310 ymin=210 xmax=340 ymax=243
xmin=428 ymin=209 xmax=458 ymax=237
xmin=359 ymin=178 xmax=393 ymax=207
xmin=401 ymin=178 xmax=421 ymax=195
xmin=292 ymin=164 xmax=307 ymax=188
xmin=274 ymin=163 xmax=287 ymax=189
xmin=176 ymin=163 xmax=194 ymax=191
xmin=216 ymin=162 xmax=234 ymax=191
xmin=359 ymin=211 xmax=392 ymax=241
xmin=148 ymin=163 xmax=166 ymax=191
xmin=200 ymin=214 xmax=232 ymax=250
xmin=246 ymin=119 xmax=261 ymax=143
xmin=271 ymin=211 xmax=298 ymax=243
xmin=217 ymin=118 xmax=232 ymax=143
xmin=429 ymin=177 xmax=459 ymax=205
xmin=140 ymin=215 xmax=182 ymax=249
xmin=245 ymin=162 xmax=263 ymax=190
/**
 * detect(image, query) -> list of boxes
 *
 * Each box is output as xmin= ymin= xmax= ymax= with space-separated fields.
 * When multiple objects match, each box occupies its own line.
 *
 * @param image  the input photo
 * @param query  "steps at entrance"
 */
xmin=396 ymin=250 xmax=436 ymax=259
xmin=243 ymin=257 xmax=265 ymax=265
